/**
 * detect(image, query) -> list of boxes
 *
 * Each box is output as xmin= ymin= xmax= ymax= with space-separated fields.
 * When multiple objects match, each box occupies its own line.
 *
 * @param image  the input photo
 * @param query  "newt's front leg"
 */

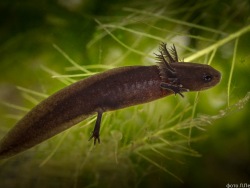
xmin=160 ymin=82 xmax=189 ymax=98
xmin=89 ymin=111 xmax=103 ymax=144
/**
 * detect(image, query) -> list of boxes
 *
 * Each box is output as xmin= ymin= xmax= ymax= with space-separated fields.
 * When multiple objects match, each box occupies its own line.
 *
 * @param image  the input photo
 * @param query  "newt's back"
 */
xmin=0 ymin=65 xmax=164 ymax=159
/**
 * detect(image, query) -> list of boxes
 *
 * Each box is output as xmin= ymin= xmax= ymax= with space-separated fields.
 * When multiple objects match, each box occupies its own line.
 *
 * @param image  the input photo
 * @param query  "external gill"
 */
xmin=156 ymin=43 xmax=189 ymax=97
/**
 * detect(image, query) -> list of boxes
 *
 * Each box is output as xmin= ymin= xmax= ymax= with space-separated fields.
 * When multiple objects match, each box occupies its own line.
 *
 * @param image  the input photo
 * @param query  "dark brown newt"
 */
xmin=0 ymin=43 xmax=221 ymax=159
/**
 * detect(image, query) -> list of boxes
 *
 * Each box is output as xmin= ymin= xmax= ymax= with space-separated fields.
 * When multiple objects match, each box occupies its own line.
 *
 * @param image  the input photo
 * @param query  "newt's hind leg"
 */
xmin=89 ymin=111 xmax=103 ymax=144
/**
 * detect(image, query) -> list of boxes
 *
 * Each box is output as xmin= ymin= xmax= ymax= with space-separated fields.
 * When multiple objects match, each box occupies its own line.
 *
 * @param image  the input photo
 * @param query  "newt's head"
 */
xmin=172 ymin=62 xmax=221 ymax=91
xmin=156 ymin=43 xmax=221 ymax=96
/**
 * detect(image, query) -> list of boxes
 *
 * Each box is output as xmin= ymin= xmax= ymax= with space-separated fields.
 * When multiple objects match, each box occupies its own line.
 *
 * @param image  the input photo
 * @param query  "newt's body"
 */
xmin=0 ymin=43 xmax=221 ymax=159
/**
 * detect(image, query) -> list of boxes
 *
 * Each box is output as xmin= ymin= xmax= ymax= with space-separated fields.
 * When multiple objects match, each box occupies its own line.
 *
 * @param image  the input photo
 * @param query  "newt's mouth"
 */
xmin=214 ymin=70 xmax=222 ymax=85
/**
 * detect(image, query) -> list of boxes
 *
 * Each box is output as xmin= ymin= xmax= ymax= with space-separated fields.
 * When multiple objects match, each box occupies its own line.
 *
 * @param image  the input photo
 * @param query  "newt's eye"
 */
xmin=203 ymin=73 xmax=213 ymax=82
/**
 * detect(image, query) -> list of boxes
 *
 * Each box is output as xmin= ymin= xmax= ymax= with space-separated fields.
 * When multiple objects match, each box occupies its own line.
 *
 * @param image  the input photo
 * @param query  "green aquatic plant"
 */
xmin=0 ymin=1 xmax=250 ymax=187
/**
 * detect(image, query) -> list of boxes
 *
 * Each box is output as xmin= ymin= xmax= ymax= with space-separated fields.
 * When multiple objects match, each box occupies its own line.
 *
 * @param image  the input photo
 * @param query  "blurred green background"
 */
xmin=0 ymin=0 xmax=250 ymax=187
